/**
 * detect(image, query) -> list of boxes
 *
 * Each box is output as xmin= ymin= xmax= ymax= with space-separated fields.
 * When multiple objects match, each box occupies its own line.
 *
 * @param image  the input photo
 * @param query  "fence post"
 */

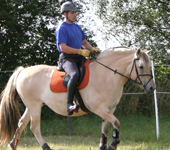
xmin=151 ymin=60 xmax=159 ymax=140
xmin=67 ymin=117 xmax=72 ymax=135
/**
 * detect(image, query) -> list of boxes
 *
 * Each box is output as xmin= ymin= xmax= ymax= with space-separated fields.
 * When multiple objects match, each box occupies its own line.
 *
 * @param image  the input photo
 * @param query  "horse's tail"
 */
xmin=0 ymin=66 xmax=24 ymax=145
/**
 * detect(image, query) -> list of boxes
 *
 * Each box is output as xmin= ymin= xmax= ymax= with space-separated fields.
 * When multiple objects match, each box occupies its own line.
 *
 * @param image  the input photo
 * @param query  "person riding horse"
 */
xmin=0 ymin=47 xmax=155 ymax=150
xmin=55 ymin=1 xmax=100 ymax=115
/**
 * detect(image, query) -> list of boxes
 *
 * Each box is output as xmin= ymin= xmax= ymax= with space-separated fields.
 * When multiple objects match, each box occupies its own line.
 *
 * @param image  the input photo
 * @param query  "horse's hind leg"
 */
xmin=29 ymin=104 xmax=53 ymax=150
xmin=10 ymin=108 xmax=30 ymax=150
xmin=100 ymin=119 xmax=110 ymax=150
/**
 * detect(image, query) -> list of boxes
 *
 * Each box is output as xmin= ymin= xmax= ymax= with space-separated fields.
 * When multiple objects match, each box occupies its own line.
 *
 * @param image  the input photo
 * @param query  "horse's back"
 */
xmin=16 ymin=65 xmax=56 ymax=102
xmin=17 ymin=64 xmax=56 ymax=81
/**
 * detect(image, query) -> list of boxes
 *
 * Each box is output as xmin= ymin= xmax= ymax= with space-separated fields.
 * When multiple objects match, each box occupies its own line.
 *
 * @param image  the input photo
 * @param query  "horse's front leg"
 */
xmin=95 ymin=107 xmax=120 ymax=150
xmin=100 ymin=119 xmax=110 ymax=150
xmin=107 ymin=128 xmax=120 ymax=150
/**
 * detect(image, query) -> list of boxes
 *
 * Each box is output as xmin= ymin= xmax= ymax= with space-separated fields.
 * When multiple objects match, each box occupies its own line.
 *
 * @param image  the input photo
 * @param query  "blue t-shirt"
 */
xmin=55 ymin=22 xmax=86 ymax=53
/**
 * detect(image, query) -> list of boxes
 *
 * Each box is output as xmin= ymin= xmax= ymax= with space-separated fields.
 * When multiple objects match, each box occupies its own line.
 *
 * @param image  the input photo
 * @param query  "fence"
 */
xmin=121 ymin=62 xmax=170 ymax=140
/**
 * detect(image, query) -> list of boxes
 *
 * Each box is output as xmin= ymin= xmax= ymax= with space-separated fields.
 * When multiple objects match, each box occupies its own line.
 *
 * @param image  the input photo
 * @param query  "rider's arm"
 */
xmin=59 ymin=43 xmax=80 ymax=54
xmin=59 ymin=39 xmax=93 ymax=54
xmin=82 ymin=39 xmax=93 ymax=51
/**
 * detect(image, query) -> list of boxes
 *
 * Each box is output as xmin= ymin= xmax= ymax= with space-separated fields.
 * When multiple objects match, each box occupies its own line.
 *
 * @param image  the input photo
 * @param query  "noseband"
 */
xmin=94 ymin=58 xmax=153 ymax=89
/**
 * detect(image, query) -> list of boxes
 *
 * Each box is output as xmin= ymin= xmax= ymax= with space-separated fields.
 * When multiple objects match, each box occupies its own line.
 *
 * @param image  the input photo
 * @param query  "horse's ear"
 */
xmin=136 ymin=48 xmax=141 ymax=56
xmin=146 ymin=50 xmax=152 ymax=55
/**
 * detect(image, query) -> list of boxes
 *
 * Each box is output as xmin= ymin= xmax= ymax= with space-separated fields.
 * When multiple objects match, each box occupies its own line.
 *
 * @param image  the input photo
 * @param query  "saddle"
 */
xmin=50 ymin=59 xmax=90 ymax=93
xmin=50 ymin=59 xmax=91 ymax=113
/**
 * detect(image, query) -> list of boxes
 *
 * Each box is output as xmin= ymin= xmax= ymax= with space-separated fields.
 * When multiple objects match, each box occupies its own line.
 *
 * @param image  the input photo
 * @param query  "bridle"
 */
xmin=129 ymin=58 xmax=153 ymax=88
xmin=94 ymin=58 xmax=153 ymax=89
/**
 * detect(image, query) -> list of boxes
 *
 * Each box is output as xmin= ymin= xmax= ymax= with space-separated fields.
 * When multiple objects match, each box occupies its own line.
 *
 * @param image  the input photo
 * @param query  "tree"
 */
xmin=0 ymin=0 xmax=97 ymax=70
xmin=0 ymin=0 xmax=59 ymax=70
xmin=89 ymin=0 xmax=170 ymax=63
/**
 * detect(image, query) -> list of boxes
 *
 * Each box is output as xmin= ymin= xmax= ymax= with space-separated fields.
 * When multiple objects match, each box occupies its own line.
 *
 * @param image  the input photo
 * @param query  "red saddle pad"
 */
xmin=50 ymin=59 xmax=90 ymax=93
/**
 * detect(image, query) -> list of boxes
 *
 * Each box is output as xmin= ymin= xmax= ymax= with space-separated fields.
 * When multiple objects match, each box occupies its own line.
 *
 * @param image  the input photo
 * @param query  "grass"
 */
xmin=1 ymin=114 xmax=170 ymax=150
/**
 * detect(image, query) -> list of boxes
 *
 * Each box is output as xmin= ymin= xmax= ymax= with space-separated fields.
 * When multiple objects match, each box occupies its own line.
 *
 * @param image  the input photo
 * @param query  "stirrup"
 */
xmin=67 ymin=104 xmax=79 ymax=115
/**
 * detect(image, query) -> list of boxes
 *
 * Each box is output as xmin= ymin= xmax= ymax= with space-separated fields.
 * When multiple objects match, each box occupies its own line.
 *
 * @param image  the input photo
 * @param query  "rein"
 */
xmin=94 ymin=58 xmax=153 ymax=88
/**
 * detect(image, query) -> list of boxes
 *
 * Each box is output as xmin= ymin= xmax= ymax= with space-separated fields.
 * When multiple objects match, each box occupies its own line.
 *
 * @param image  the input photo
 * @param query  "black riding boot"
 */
xmin=67 ymin=77 xmax=79 ymax=115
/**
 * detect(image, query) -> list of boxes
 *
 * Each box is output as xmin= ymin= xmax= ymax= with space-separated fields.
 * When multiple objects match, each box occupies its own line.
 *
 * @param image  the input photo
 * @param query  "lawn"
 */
xmin=1 ymin=114 xmax=170 ymax=150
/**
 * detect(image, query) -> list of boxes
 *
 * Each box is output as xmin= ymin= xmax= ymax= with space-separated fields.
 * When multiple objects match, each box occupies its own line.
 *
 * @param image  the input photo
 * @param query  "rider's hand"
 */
xmin=78 ymin=49 xmax=90 ymax=57
xmin=91 ymin=47 xmax=101 ymax=55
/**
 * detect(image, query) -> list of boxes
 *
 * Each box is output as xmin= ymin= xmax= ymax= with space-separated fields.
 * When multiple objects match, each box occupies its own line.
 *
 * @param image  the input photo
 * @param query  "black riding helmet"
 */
xmin=60 ymin=1 xmax=78 ymax=14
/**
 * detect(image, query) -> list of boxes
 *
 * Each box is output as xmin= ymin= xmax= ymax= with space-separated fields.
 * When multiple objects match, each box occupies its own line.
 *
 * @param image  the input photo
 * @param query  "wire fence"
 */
xmin=123 ymin=92 xmax=170 ymax=95
xmin=0 ymin=67 xmax=170 ymax=96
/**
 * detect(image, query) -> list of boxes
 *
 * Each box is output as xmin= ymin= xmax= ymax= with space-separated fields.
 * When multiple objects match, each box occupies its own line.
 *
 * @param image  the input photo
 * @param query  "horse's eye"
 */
xmin=139 ymin=66 xmax=144 ymax=69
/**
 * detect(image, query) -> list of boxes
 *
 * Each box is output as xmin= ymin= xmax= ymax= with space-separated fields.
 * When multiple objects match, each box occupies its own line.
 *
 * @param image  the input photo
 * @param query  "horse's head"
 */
xmin=130 ymin=48 xmax=156 ymax=93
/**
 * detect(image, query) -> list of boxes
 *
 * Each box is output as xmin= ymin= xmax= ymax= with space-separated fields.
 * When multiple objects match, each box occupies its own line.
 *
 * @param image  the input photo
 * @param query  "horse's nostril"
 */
xmin=150 ymin=87 xmax=153 ymax=90
xmin=149 ymin=86 xmax=156 ymax=92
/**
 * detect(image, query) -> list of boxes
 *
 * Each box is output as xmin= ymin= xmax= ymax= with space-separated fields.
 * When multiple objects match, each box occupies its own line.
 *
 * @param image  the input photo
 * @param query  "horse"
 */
xmin=0 ymin=47 xmax=156 ymax=150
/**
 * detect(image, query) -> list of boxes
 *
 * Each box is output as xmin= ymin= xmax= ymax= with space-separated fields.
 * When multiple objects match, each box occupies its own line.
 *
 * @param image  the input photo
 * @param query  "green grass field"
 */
xmin=1 ymin=114 xmax=170 ymax=150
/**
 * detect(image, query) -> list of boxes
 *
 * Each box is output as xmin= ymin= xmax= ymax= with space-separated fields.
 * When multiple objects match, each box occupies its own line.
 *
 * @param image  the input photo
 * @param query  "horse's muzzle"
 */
xmin=144 ymin=83 xmax=156 ymax=93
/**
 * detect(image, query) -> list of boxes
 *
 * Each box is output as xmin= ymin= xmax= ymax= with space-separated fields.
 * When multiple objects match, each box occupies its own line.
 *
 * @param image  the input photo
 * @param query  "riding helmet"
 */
xmin=60 ymin=1 xmax=78 ymax=14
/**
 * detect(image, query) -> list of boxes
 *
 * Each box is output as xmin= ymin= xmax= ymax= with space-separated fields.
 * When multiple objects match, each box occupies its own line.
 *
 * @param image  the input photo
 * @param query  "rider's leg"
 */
xmin=63 ymin=61 xmax=80 ymax=115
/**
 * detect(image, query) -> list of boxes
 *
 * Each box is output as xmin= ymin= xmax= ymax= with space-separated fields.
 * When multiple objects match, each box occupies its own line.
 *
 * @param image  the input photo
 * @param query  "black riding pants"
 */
xmin=59 ymin=53 xmax=86 ymax=105
xmin=63 ymin=61 xmax=79 ymax=104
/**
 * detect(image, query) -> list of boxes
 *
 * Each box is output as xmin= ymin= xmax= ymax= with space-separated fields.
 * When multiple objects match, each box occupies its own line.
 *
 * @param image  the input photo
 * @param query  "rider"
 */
xmin=56 ymin=1 xmax=100 ymax=115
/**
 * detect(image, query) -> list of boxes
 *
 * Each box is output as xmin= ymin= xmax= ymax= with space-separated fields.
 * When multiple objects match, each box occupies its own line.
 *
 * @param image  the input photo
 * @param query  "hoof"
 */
xmin=100 ymin=133 xmax=107 ymax=150
xmin=100 ymin=144 xmax=107 ymax=150
xmin=42 ymin=143 xmax=53 ymax=150
xmin=9 ymin=141 xmax=16 ymax=150
xmin=112 ymin=138 xmax=120 ymax=145
xmin=107 ymin=144 xmax=117 ymax=150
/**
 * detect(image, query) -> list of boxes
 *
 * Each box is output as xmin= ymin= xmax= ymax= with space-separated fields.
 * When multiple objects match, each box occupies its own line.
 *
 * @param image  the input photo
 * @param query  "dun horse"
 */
xmin=0 ymin=47 xmax=156 ymax=150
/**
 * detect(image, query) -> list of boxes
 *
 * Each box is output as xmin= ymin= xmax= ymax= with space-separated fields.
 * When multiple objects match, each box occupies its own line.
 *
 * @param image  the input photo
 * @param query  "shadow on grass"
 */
xmin=2 ymin=135 xmax=170 ymax=150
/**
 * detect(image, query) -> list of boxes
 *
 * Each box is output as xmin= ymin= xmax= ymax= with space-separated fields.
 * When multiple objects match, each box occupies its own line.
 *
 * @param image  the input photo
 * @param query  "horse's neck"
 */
xmin=100 ymin=52 xmax=133 ymax=73
xmin=90 ymin=52 xmax=134 ymax=89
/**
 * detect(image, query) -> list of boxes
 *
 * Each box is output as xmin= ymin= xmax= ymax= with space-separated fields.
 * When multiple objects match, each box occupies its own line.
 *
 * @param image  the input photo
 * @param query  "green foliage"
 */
xmin=0 ymin=72 xmax=12 ymax=92
xmin=91 ymin=0 xmax=170 ymax=63
xmin=154 ymin=64 xmax=170 ymax=113
xmin=0 ymin=0 xmax=61 ymax=70
xmin=0 ymin=0 xmax=97 ymax=71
